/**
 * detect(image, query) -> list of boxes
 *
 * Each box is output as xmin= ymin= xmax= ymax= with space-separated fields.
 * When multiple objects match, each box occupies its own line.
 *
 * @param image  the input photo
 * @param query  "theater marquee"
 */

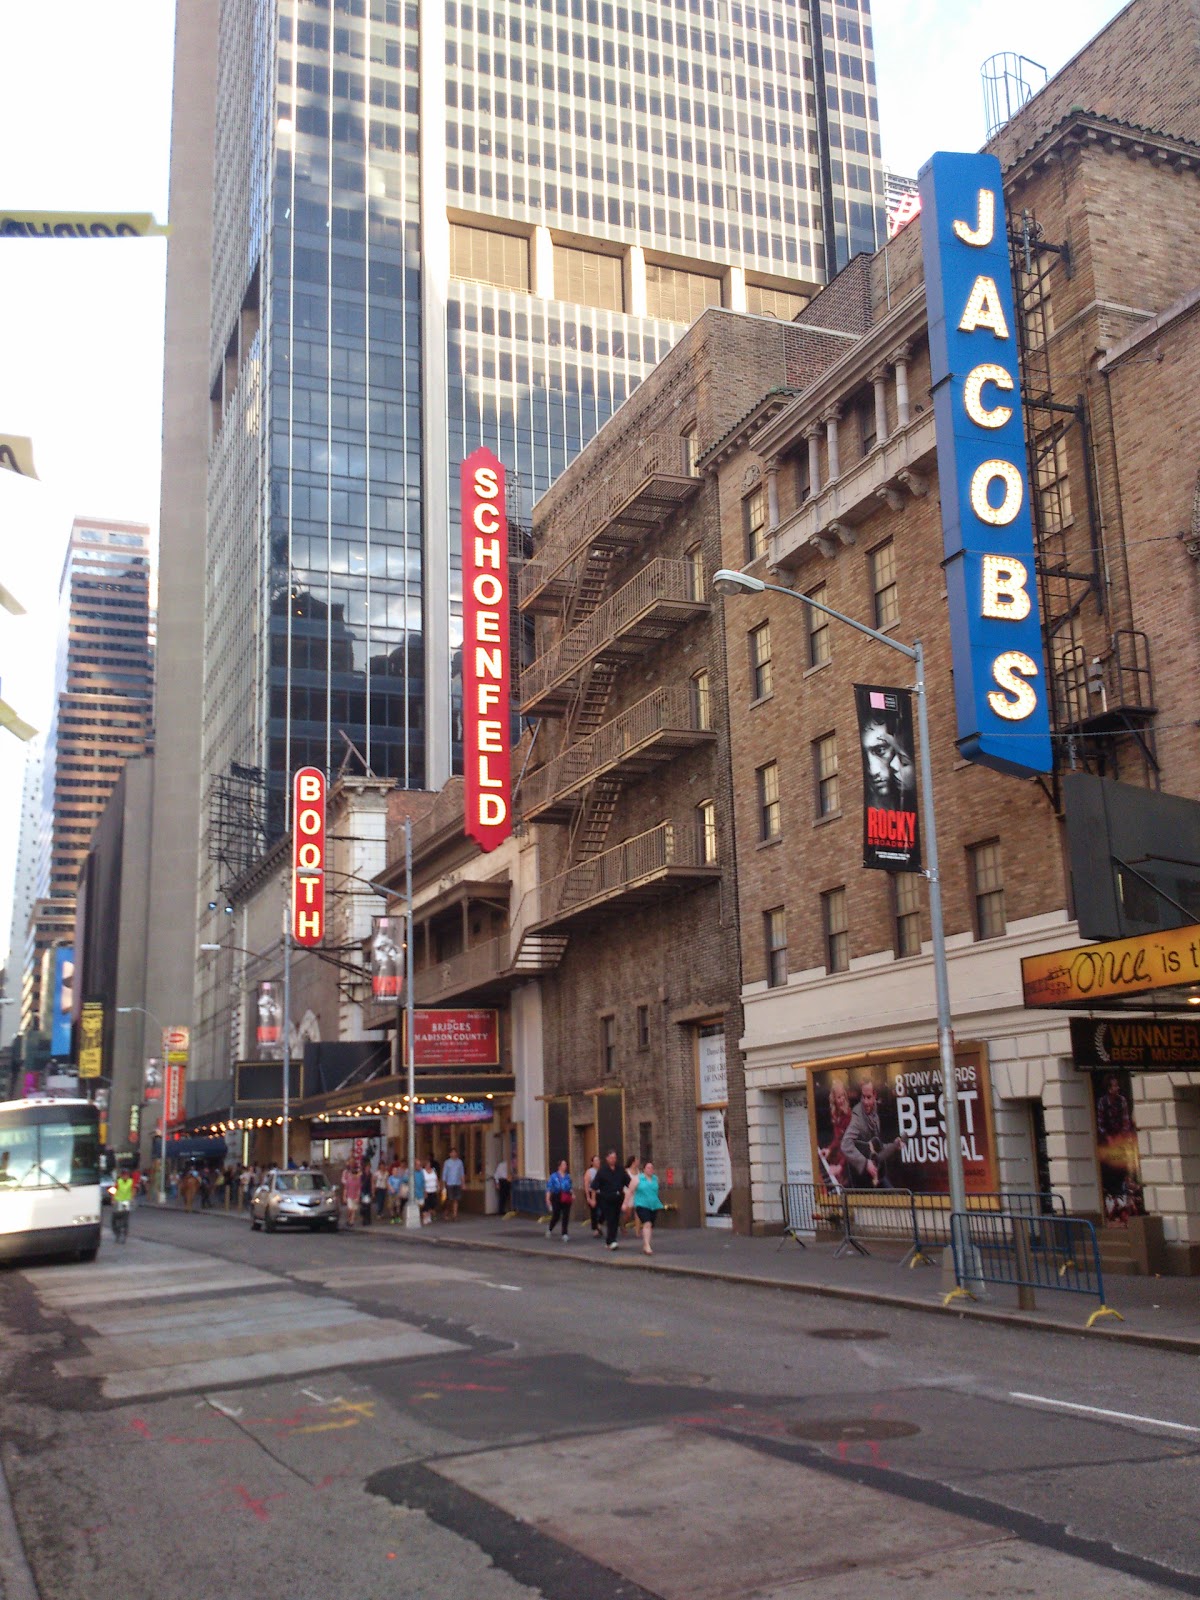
xmin=461 ymin=447 xmax=512 ymax=853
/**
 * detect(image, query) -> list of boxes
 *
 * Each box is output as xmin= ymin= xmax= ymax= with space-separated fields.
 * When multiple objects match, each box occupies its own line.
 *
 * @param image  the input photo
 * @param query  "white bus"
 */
xmin=0 ymin=1098 xmax=103 ymax=1264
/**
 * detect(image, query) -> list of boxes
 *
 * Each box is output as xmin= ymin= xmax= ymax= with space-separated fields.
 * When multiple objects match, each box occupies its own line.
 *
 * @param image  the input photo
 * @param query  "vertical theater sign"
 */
xmin=461 ymin=447 xmax=513 ymax=851
xmin=919 ymin=151 xmax=1052 ymax=777
xmin=292 ymin=766 xmax=326 ymax=946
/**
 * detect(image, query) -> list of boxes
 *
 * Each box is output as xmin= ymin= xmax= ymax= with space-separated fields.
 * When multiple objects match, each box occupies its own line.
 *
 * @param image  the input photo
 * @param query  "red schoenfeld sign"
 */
xmin=292 ymin=766 xmax=326 ymax=946
xmin=461 ymin=448 xmax=512 ymax=853
xmin=409 ymin=1008 xmax=500 ymax=1068
xmin=165 ymin=1062 xmax=187 ymax=1130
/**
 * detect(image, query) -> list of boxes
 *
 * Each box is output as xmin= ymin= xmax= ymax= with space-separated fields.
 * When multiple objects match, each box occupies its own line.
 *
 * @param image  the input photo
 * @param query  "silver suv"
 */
xmin=250 ymin=1170 xmax=339 ymax=1233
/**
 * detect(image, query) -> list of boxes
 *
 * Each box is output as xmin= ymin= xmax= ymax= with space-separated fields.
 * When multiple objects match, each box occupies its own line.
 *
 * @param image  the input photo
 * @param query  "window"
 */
xmin=764 ymin=906 xmax=788 ymax=987
xmin=822 ymin=887 xmax=849 ymax=973
xmin=552 ymin=242 xmax=625 ymax=311
xmin=1035 ymin=429 xmax=1072 ymax=534
xmin=744 ymin=486 xmax=767 ymax=561
xmin=682 ymin=421 xmax=699 ymax=476
xmin=746 ymin=282 xmax=808 ymax=321
xmin=696 ymin=798 xmax=718 ymax=864
xmin=685 ymin=542 xmax=705 ymax=602
xmin=806 ymin=584 xmax=831 ymax=666
xmin=449 ymin=223 xmax=530 ymax=290
xmin=893 ymin=872 xmax=922 ymax=958
xmin=748 ymin=621 xmax=773 ymax=699
xmin=969 ymin=840 xmax=1005 ymax=940
xmin=645 ymin=262 xmax=722 ymax=322
xmin=795 ymin=449 xmax=811 ymax=504
xmin=858 ymin=392 xmax=877 ymax=454
xmin=691 ymin=668 xmax=712 ymax=730
xmin=636 ymin=1004 xmax=650 ymax=1049
xmin=601 ymin=1011 xmax=620 ymax=1075
xmin=870 ymin=539 xmax=899 ymax=630
xmin=757 ymin=761 xmax=781 ymax=840
xmin=813 ymin=732 xmax=840 ymax=817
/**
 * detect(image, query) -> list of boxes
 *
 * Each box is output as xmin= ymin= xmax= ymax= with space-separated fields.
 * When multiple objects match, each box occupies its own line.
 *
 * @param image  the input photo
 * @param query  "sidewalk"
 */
xmin=166 ymin=1197 xmax=1200 ymax=1353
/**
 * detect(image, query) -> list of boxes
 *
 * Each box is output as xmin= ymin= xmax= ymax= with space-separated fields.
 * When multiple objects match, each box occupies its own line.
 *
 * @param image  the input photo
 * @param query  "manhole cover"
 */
xmin=627 ymin=1370 xmax=712 ymax=1388
xmin=789 ymin=1417 xmax=920 ymax=1442
xmin=805 ymin=1327 xmax=889 ymax=1341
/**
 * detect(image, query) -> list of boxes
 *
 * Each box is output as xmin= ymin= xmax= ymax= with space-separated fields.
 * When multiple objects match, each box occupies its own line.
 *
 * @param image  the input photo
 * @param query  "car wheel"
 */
xmin=250 ymin=1214 xmax=261 ymax=1231
xmin=325 ymin=1218 xmax=339 ymax=1233
xmin=79 ymin=1246 xmax=98 ymax=1263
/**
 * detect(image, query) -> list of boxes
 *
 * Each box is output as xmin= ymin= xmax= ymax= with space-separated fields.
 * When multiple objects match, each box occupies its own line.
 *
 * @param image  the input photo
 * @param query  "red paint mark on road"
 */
xmin=230 ymin=1483 xmax=287 ymax=1522
xmin=129 ymin=1418 xmax=153 ymax=1438
xmin=836 ymin=1438 xmax=889 ymax=1469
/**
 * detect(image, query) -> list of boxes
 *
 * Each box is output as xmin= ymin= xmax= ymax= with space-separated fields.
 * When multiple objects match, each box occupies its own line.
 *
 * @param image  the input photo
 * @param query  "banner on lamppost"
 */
xmin=1 ymin=210 xmax=169 ymax=238
xmin=370 ymin=916 xmax=404 ymax=999
xmin=855 ymin=684 xmax=921 ymax=873
xmin=256 ymin=981 xmax=283 ymax=1059
xmin=163 ymin=1027 xmax=189 ymax=1131
xmin=78 ymin=1002 xmax=103 ymax=1079
xmin=461 ymin=447 xmax=512 ymax=853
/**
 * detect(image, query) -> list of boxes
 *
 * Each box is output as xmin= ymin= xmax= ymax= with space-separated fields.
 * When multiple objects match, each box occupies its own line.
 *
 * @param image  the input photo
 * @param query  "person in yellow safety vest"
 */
xmin=114 ymin=1173 xmax=135 ymax=1205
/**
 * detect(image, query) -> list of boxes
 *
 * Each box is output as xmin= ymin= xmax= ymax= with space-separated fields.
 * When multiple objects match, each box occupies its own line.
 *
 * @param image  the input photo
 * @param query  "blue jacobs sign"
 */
xmin=919 ymin=150 xmax=1052 ymax=777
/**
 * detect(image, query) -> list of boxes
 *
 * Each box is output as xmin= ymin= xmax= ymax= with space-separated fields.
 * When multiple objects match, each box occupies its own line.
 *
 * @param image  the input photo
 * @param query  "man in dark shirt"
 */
xmin=593 ymin=1149 xmax=629 ymax=1250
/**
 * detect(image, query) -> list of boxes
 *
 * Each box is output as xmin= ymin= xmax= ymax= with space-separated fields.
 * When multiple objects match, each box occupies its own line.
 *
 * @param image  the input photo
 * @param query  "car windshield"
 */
xmin=277 ymin=1172 xmax=326 ymax=1192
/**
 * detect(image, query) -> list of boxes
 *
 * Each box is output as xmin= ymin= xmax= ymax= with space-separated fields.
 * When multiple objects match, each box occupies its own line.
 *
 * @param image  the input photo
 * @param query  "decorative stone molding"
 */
xmin=898 ymin=467 xmax=928 ymax=497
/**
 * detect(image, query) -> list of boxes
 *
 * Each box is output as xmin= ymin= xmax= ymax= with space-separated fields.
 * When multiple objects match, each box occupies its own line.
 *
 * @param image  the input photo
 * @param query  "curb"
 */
xmin=142 ymin=1203 xmax=1200 ymax=1357
xmin=349 ymin=1221 xmax=1200 ymax=1357
xmin=0 ymin=1446 xmax=39 ymax=1600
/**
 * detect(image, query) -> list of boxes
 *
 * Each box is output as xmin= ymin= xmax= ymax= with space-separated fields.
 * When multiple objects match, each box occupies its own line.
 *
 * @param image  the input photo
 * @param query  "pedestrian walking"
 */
xmin=374 ymin=1161 xmax=389 ymax=1219
xmin=545 ymin=1160 xmax=573 ymax=1240
xmin=631 ymin=1160 xmax=665 ymax=1255
xmin=359 ymin=1160 xmax=374 ymax=1227
xmin=341 ymin=1160 xmax=362 ymax=1228
xmin=442 ymin=1147 xmax=465 ymax=1220
xmin=583 ymin=1154 xmax=602 ymax=1236
xmin=421 ymin=1158 xmax=440 ymax=1223
xmin=493 ymin=1156 xmax=510 ymax=1216
xmin=593 ymin=1149 xmax=630 ymax=1250
xmin=180 ymin=1168 xmax=200 ymax=1212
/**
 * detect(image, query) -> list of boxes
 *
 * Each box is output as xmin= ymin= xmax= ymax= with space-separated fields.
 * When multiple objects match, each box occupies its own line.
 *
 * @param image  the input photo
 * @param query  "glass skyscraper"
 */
xmin=168 ymin=0 xmax=883 ymax=1085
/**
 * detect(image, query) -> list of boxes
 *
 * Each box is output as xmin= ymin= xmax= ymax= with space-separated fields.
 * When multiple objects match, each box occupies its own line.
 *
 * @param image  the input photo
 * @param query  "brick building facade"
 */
xmin=708 ymin=0 xmax=1200 ymax=1269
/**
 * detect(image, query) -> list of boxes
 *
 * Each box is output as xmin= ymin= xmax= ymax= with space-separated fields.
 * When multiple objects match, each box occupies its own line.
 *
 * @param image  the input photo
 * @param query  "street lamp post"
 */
xmin=712 ymin=568 xmax=968 ymax=1221
xmin=116 ymin=1003 xmax=169 ymax=1207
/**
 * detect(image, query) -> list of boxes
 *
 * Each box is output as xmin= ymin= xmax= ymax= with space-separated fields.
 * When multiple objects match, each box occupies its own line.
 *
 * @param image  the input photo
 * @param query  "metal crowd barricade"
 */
xmin=908 ymin=1189 xmax=1067 ymax=1265
xmin=946 ymin=1210 xmax=1123 ymax=1328
xmin=777 ymin=1182 xmax=846 ymax=1250
xmin=839 ymin=1188 xmax=918 ymax=1258
xmin=509 ymin=1177 xmax=548 ymax=1219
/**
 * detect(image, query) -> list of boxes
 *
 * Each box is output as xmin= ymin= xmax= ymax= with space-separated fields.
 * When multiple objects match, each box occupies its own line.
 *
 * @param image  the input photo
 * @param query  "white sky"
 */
xmin=0 ymin=0 xmax=1127 ymax=968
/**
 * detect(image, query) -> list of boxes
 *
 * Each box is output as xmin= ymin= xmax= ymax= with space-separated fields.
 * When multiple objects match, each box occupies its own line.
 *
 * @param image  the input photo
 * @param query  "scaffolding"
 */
xmin=207 ymin=762 xmax=271 ymax=887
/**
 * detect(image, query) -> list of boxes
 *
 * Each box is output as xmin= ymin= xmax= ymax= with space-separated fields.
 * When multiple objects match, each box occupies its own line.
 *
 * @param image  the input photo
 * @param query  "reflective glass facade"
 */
xmin=201 ymin=0 xmax=883 ymax=838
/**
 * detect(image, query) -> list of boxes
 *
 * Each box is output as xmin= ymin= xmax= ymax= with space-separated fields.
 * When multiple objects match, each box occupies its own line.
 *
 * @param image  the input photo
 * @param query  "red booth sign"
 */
xmin=461 ymin=448 xmax=512 ymax=853
xmin=292 ymin=766 xmax=326 ymax=946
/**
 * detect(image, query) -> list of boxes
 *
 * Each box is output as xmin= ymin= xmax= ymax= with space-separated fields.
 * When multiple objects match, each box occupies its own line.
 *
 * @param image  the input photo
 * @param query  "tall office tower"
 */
xmin=20 ymin=519 xmax=154 ymax=1044
xmin=165 ymin=0 xmax=884 ymax=1088
xmin=4 ymin=742 xmax=42 ymax=1048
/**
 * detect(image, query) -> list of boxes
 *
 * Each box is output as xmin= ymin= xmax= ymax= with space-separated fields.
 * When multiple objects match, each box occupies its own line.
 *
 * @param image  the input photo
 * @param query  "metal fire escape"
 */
xmin=1010 ymin=208 xmax=1157 ymax=792
xmin=515 ymin=435 xmax=710 ymax=918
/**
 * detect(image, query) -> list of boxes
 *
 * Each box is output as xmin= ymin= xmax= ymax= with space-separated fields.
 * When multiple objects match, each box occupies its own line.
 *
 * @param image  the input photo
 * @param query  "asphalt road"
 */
xmin=1 ymin=1206 xmax=1198 ymax=1600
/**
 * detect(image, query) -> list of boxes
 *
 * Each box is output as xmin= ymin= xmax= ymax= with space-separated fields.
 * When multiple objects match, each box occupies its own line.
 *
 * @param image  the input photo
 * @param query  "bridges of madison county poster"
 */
xmin=808 ymin=1050 xmax=998 ymax=1195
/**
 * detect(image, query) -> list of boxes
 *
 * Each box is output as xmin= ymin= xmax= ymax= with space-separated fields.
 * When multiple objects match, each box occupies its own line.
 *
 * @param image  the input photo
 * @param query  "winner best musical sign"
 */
xmin=919 ymin=151 xmax=1052 ymax=778
xmin=461 ymin=447 xmax=513 ymax=852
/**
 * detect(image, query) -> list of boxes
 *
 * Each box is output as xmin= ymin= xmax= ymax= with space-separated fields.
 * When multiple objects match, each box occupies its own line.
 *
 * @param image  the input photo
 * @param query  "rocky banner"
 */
xmin=855 ymin=684 xmax=921 ymax=873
